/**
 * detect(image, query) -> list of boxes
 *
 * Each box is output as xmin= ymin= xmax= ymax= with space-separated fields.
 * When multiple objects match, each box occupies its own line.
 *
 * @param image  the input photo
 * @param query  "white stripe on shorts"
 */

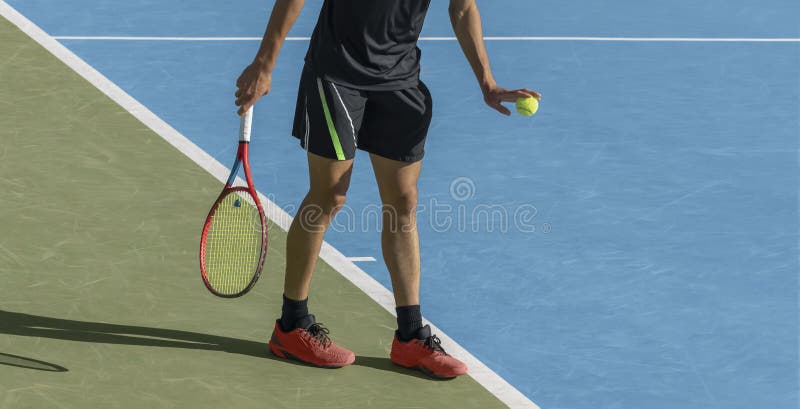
xmin=330 ymin=83 xmax=357 ymax=146
xmin=304 ymin=94 xmax=310 ymax=151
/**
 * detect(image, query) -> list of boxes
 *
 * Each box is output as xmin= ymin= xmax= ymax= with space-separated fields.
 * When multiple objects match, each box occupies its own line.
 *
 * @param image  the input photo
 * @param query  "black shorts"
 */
xmin=291 ymin=65 xmax=432 ymax=163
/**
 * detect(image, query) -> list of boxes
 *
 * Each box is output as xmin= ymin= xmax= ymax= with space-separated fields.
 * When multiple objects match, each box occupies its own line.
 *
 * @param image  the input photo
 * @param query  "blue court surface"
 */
xmin=6 ymin=1 xmax=799 ymax=408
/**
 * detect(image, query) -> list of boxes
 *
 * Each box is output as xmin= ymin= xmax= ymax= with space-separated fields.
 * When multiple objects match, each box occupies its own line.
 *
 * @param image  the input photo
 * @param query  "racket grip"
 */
xmin=239 ymin=108 xmax=253 ymax=143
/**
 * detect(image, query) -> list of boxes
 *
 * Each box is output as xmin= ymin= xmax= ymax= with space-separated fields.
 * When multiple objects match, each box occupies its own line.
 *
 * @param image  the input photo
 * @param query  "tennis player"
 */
xmin=235 ymin=0 xmax=539 ymax=378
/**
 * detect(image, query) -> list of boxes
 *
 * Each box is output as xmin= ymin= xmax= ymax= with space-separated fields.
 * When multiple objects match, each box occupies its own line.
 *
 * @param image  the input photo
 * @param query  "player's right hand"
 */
xmin=235 ymin=63 xmax=272 ymax=116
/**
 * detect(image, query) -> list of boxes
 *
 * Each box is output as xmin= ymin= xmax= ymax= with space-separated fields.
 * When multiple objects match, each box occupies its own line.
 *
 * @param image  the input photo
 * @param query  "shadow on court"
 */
xmin=0 ymin=351 xmax=68 ymax=372
xmin=0 ymin=310 xmax=434 ymax=379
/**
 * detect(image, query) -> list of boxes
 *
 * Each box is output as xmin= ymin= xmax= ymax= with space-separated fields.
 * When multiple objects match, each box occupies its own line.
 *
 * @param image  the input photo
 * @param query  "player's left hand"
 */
xmin=482 ymin=85 xmax=540 ymax=116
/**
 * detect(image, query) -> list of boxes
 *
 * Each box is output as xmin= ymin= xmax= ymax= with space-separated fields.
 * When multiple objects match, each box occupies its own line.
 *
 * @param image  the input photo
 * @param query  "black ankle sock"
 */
xmin=280 ymin=294 xmax=309 ymax=332
xmin=396 ymin=305 xmax=423 ymax=342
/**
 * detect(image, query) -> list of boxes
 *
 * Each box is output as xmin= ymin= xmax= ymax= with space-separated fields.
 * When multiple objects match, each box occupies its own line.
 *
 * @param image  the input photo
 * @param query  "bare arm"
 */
xmin=449 ymin=0 xmax=540 ymax=115
xmin=235 ymin=0 xmax=305 ymax=115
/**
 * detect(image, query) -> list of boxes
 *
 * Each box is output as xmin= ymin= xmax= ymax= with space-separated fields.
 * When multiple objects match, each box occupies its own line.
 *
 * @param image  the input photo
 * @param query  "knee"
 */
xmin=383 ymin=188 xmax=418 ymax=219
xmin=307 ymin=188 xmax=348 ymax=216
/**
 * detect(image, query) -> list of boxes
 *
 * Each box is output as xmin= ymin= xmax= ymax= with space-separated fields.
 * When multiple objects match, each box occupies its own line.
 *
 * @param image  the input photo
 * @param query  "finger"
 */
xmin=521 ymin=88 xmax=541 ymax=100
xmin=503 ymin=89 xmax=541 ymax=102
xmin=490 ymin=102 xmax=511 ymax=116
xmin=237 ymin=99 xmax=252 ymax=115
xmin=235 ymin=89 xmax=242 ymax=98
xmin=235 ymin=91 xmax=254 ymax=106
xmin=513 ymin=90 xmax=532 ymax=98
xmin=242 ymin=95 xmax=259 ymax=113
xmin=499 ymin=91 xmax=528 ymax=102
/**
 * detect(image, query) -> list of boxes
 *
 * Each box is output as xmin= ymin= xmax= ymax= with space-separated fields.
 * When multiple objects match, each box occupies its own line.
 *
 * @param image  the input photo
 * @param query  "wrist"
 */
xmin=252 ymin=56 xmax=274 ymax=74
xmin=479 ymin=77 xmax=496 ymax=94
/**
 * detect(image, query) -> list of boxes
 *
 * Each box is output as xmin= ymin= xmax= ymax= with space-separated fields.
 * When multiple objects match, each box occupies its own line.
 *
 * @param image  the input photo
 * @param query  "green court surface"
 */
xmin=0 ymin=17 xmax=505 ymax=409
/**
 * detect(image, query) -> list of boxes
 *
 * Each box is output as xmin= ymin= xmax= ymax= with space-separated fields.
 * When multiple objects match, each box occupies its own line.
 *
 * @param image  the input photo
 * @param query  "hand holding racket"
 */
xmin=200 ymin=108 xmax=268 ymax=297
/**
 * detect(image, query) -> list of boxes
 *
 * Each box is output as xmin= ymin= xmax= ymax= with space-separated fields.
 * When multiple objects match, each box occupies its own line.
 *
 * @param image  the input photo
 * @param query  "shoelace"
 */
xmin=423 ymin=334 xmax=447 ymax=354
xmin=306 ymin=323 xmax=332 ymax=348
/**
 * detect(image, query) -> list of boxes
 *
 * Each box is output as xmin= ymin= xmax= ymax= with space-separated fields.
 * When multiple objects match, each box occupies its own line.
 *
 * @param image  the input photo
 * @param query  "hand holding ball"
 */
xmin=516 ymin=96 xmax=539 ymax=117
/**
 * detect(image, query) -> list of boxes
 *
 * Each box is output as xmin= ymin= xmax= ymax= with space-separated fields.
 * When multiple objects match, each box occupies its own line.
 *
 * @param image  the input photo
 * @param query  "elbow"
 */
xmin=448 ymin=6 xmax=467 ymax=22
xmin=449 ymin=1 xmax=475 ymax=24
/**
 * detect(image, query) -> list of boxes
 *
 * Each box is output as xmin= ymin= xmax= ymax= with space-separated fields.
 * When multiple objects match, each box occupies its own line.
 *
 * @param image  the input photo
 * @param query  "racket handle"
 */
xmin=239 ymin=108 xmax=253 ymax=143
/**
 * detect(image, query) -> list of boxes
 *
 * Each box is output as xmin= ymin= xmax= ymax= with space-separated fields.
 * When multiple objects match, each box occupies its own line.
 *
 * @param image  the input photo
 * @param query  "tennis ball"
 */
xmin=516 ymin=96 xmax=538 ymax=117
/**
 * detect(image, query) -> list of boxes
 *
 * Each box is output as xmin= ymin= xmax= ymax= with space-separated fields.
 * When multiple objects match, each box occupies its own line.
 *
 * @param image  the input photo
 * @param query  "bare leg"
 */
xmin=283 ymin=152 xmax=353 ymax=300
xmin=369 ymin=154 xmax=422 ymax=307
xmin=374 ymin=153 xmax=468 ymax=377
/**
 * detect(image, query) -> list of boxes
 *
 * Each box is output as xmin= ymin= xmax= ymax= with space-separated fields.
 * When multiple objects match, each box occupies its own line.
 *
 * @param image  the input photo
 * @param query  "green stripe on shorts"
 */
xmin=316 ymin=78 xmax=346 ymax=160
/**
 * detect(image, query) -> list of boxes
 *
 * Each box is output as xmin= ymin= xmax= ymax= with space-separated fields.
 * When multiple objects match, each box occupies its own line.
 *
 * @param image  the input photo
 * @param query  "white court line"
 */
xmin=52 ymin=35 xmax=800 ymax=42
xmin=0 ymin=2 xmax=539 ymax=409
xmin=54 ymin=36 xmax=295 ymax=41
xmin=345 ymin=257 xmax=377 ymax=262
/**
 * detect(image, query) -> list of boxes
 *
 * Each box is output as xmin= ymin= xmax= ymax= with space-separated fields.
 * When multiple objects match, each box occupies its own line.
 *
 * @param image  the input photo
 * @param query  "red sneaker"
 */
xmin=390 ymin=325 xmax=468 ymax=378
xmin=268 ymin=315 xmax=355 ymax=368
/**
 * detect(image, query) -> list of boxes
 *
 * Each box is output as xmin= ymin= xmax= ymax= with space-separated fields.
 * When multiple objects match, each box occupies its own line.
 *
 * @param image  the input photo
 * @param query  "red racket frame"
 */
xmin=199 ymin=110 xmax=268 ymax=298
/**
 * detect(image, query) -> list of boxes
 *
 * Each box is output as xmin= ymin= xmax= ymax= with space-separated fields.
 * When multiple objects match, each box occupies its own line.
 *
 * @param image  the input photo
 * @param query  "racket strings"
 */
xmin=203 ymin=191 xmax=263 ymax=295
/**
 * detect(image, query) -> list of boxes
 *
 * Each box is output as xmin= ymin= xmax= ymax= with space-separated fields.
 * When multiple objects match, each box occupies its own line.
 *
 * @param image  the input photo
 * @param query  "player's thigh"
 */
xmin=369 ymin=153 xmax=422 ymax=207
xmin=306 ymin=152 xmax=354 ymax=199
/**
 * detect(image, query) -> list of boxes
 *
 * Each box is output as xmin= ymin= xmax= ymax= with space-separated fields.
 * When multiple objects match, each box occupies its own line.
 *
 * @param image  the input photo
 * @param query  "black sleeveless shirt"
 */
xmin=305 ymin=0 xmax=432 ymax=90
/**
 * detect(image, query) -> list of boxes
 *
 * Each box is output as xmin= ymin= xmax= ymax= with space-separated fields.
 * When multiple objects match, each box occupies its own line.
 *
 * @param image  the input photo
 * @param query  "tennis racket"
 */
xmin=199 ymin=108 xmax=268 ymax=297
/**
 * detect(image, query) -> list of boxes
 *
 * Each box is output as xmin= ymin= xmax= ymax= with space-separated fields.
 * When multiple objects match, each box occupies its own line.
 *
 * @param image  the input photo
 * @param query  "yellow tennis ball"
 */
xmin=516 ymin=96 xmax=539 ymax=117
